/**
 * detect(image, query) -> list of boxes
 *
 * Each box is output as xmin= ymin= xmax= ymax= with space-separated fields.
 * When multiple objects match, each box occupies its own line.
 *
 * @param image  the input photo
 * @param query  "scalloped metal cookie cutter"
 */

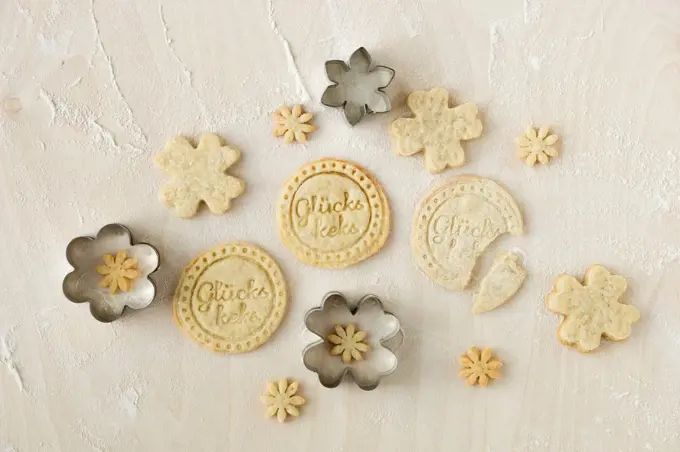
xmin=62 ymin=223 xmax=161 ymax=323
xmin=302 ymin=292 xmax=404 ymax=391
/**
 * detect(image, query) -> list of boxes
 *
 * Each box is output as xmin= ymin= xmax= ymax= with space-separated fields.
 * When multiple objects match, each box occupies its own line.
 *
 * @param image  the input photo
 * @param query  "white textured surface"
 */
xmin=1 ymin=0 xmax=679 ymax=451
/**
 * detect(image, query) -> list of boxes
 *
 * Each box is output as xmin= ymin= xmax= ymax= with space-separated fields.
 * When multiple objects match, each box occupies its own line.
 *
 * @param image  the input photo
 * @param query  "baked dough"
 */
xmin=412 ymin=176 xmax=523 ymax=291
xmin=472 ymin=252 xmax=526 ymax=314
xmin=273 ymin=105 xmax=316 ymax=143
xmin=153 ymin=134 xmax=245 ymax=218
xmin=327 ymin=323 xmax=370 ymax=363
xmin=96 ymin=250 xmax=139 ymax=294
xmin=277 ymin=158 xmax=390 ymax=268
xmin=173 ymin=242 xmax=287 ymax=353
xmin=546 ymin=265 xmax=640 ymax=353
xmin=260 ymin=378 xmax=305 ymax=423
xmin=390 ymin=88 xmax=483 ymax=173
xmin=459 ymin=347 xmax=502 ymax=387
xmin=515 ymin=126 xmax=559 ymax=167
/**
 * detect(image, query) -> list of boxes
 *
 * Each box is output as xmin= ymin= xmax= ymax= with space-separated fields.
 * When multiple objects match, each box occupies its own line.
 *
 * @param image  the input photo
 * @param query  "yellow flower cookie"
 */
xmin=515 ymin=126 xmax=559 ymax=167
xmin=459 ymin=347 xmax=502 ymax=387
xmin=472 ymin=252 xmax=527 ymax=314
xmin=273 ymin=105 xmax=316 ymax=143
xmin=327 ymin=323 xmax=370 ymax=363
xmin=173 ymin=242 xmax=287 ymax=353
xmin=261 ymin=378 xmax=305 ymax=423
xmin=96 ymin=250 xmax=140 ymax=294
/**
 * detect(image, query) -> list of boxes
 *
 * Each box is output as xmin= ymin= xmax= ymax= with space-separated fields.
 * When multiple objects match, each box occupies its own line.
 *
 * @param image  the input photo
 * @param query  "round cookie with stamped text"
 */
xmin=277 ymin=158 xmax=390 ymax=268
xmin=173 ymin=242 xmax=287 ymax=353
xmin=412 ymin=175 xmax=524 ymax=291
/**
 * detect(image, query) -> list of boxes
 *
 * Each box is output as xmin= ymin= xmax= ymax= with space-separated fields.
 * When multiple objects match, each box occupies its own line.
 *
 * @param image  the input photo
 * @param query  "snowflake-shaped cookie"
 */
xmin=153 ymin=134 xmax=245 ymax=218
xmin=546 ymin=265 xmax=641 ymax=353
xmin=390 ymin=88 xmax=483 ymax=173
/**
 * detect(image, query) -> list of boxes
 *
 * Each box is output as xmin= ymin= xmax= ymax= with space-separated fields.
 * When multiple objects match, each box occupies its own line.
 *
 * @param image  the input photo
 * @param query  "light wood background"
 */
xmin=1 ymin=0 xmax=679 ymax=451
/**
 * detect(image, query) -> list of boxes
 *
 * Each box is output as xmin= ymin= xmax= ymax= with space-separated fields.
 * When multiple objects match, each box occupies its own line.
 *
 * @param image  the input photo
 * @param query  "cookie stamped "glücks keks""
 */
xmin=277 ymin=158 xmax=390 ymax=269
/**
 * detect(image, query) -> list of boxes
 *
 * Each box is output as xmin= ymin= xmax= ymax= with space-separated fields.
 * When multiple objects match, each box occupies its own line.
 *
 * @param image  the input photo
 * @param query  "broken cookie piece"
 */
xmin=472 ymin=252 xmax=527 ymax=314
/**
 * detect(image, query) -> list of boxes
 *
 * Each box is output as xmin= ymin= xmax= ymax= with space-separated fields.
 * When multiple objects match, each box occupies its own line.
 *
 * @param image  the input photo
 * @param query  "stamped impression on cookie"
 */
xmin=412 ymin=176 xmax=523 ymax=291
xmin=277 ymin=158 xmax=390 ymax=268
xmin=173 ymin=242 xmax=287 ymax=353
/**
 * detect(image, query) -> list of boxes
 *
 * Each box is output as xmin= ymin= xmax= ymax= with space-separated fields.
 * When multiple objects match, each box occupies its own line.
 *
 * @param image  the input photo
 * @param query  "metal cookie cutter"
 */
xmin=302 ymin=292 xmax=403 ymax=390
xmin=62 ymin=223 xmax=160 ymax=322
xmin=320 ymin=47 xmax=395 ymax=126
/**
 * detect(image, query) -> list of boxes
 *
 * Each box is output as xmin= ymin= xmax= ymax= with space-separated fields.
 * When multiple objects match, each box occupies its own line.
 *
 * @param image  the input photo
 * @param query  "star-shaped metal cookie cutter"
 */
xmin=320 ymin=47 xmax=395 ymax=126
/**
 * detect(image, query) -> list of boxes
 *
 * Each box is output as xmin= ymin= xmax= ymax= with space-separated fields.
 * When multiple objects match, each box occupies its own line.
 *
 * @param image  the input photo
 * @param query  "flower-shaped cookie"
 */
xmin=63 ymin=224 xmax=160 ymax=322
xmin=153 ymin=134 xmax=245 ymax=218
xmin=515 ymin=126 xmax=559 ymax=167
xmin=459 ymin=347 xmax=502 ymax=387
xmin=328 ymin=323 xmax=370 ymax=363
xmin=391 ymin=88 xmax=483 ymax=173
xmin=546 ymin=265 xmax=640 ymax=353
xmin=96 ymin=250 xmax=139 ymax=294
xmin=260 ymin=378 xmax=306 ymax=423
xmin=273 ymin=105 xmax=316 ymax=143
xmin=321 ymin=47 xmax=395 ymax=126
xmin=303 ymin=292 xmax=403 ymax=390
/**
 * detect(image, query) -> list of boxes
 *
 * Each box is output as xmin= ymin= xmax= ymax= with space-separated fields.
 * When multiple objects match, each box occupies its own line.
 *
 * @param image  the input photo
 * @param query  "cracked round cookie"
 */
xmin=412 ymin=175 xmax=524 ymax=291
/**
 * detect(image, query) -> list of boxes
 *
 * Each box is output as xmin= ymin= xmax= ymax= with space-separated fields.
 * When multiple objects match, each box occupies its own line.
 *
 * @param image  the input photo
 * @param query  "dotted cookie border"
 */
xmin=277 ymin=158 xmax=390 ymax=269
xmin=173 ymin=242 xmax=287 ymax=353
xmin=412 ymin=175 xmax=523 ymax=289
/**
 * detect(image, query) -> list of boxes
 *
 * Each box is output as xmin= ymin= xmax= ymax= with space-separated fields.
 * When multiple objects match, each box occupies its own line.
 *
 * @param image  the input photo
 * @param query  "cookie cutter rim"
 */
xmin=302 ymin=291 xmax=404 ymax=391
xmin=62 ymin=223 xmax=161 ymax=323
xmin=320 ymin=47 xmax=396 ymax=126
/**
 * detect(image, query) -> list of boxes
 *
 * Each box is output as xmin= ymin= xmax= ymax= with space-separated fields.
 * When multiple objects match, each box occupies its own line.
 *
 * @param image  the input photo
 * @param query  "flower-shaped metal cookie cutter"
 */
xmin=320 ymin=47 xmax=395 ymax=126
xmin=303 ymin=292 xmax=403 ymax=390
xmin=62 ymin=224 xmax=160 ymax=322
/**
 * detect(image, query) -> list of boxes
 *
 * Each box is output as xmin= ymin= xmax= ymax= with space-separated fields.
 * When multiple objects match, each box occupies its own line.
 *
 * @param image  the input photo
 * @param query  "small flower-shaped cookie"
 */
xmin=390 ymin=88 xmax=483 ymax=173
xmin=321 ymin=47 xmax=395 ymax=126
xmin=273 ymin=105 xmax=316 ymax=143
xmin=96 ymin=250 xmax=139 ymax=294
xmin=328 ymin=323 xmax=370 ymax=364
xmin=260 ymin=378 xmax=306 ymax=423
xmin=546 ymin=265 xmax=640 ymax=353
xmin=515 ymin=126 xmax=559 ymax=167
xmin=459 ymin=347 xmax=502 ymax=387
xmin=153 ymin=134 xmax=245 ymax=218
